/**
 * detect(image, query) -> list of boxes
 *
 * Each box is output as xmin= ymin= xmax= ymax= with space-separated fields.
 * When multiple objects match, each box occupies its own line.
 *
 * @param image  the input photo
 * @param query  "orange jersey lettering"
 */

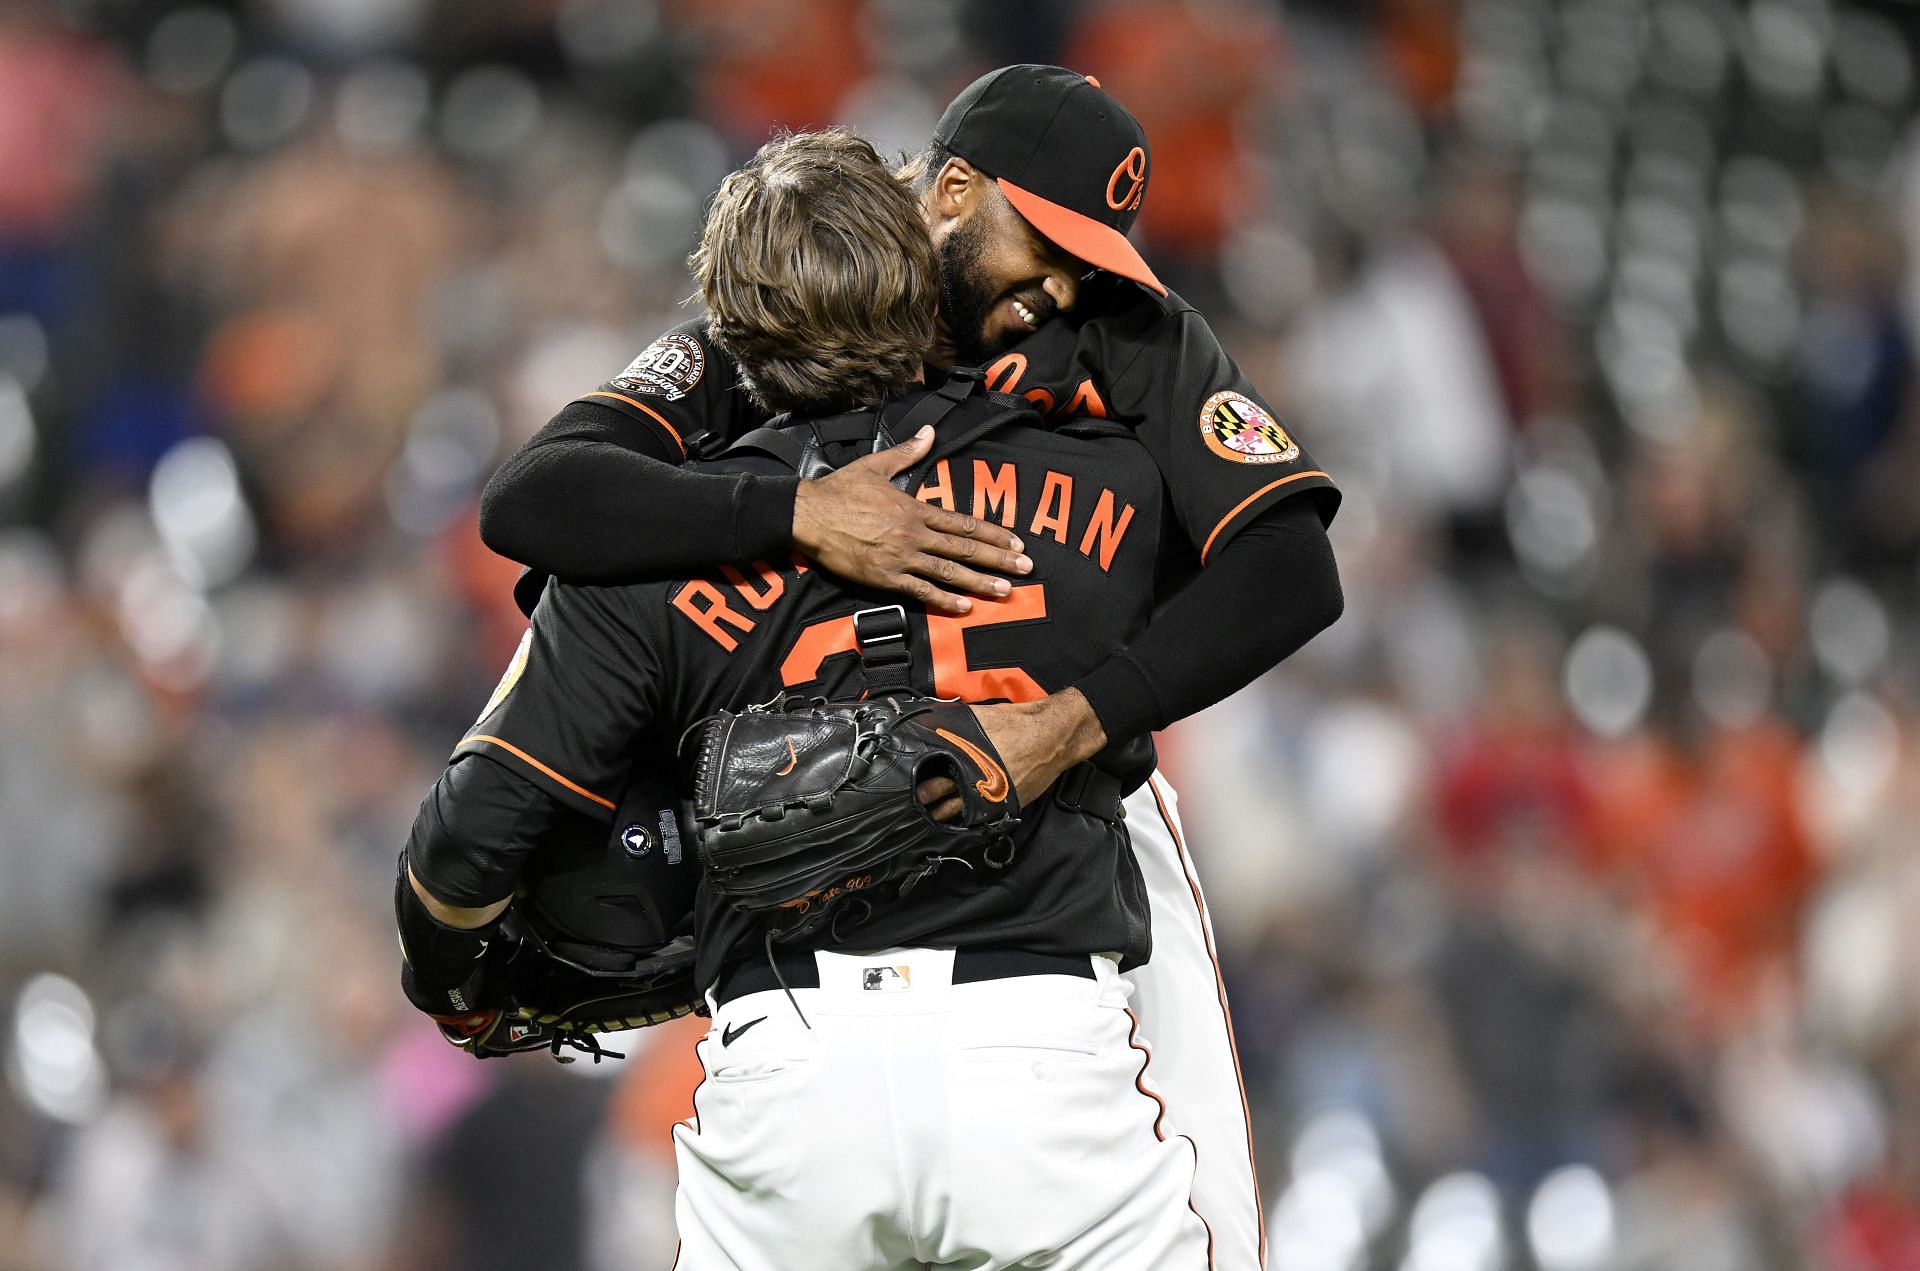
xmin=983 ymin=352 xmax=1027 ymax=393
xmin=720 ymin=561 xmax=785 ymax=611
xmin=1078 ymin=490 xmax=1136 ymax=571
xmin=1029 ymin=471 xmax=1074 ymax=544
xmin=1063 ymin=378 xmax=1109 ymax=419
xmin=916 ymin=459 xmax=956 ymax=511
xmin=671 ymin=580 xmax=756 ymax=651
xmin=971 ymin=460 xmax=1019 ymax=527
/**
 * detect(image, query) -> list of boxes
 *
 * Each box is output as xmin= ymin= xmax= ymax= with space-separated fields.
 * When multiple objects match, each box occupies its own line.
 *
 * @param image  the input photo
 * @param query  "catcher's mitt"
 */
xmin=483 ymin=921 xmax=710 ymax=1059
xmin=684 ymin=696 xmax=1021 ymax=941
xmin=439 ymin=928 xmax=703 ymax=1063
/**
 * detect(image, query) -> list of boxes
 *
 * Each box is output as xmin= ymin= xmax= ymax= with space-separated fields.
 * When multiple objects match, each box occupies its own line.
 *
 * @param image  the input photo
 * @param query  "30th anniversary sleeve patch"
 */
xmin=1199 ymin=390 xmax=1300 ymax=465
xmin=611 ymin=332 xmax=706 ymax=401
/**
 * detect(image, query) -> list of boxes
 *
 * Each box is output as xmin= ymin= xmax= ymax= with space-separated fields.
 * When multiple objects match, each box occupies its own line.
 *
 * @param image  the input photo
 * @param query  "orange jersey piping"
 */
xmin=459 ymin=734 xmax=615 ymax=810
xmin=1199 ymin=470 xmax=1330 ymax=564
xmin=582 ymin=391 xmax=688 ymax=459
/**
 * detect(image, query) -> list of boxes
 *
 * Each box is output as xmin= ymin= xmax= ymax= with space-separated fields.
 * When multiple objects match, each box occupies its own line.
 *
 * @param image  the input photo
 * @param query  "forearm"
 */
xmin=398 ymin=754 xmax=577 ymax=1009
xmin=479 ymin=402 xmax=797 ymax=581
xmin=1072 ymin=498 xmax=1343 ymax=738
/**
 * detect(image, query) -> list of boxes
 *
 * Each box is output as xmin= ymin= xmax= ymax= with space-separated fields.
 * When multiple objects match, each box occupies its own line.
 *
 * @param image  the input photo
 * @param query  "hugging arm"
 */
xmin=479 ymin=331 xmax=1026 ymax=616
xmin=952 ymin=498 xmax=1342 ymax=813
xmin=1071 ymin=496 xmax=1343 ymax=741
xmin=480 ymin=400 xmax=799 ymax=586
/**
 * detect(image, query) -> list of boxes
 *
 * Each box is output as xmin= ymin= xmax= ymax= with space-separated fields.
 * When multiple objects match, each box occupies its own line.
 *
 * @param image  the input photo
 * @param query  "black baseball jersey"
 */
xmin=575 ymin=276 xmax=1337 ymax=564
xmin=458 ymin=388 xmax=1165 ymax=987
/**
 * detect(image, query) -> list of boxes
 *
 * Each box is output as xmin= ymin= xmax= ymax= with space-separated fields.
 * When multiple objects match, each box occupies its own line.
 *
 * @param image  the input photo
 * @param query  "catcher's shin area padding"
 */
xmin=686 ymin=698 xmax=1020 ymax=937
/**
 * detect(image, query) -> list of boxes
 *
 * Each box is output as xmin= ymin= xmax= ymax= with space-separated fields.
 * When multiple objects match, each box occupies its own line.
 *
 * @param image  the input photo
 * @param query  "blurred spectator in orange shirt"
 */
xmin=662 ymin=0 xmax=869 ymax=147
xmin=1596 ymin=718 xmax=1817 ymax=1034
xmin=1065 ymin=0 xmax=1290 ymax=265
xmin=1378 ymin=0 xmax=1461 ymax=124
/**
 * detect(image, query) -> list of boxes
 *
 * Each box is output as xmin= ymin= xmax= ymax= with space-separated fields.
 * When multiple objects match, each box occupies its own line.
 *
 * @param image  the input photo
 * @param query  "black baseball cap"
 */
xmin=933 ymin=64 xmax=1166 ymax=296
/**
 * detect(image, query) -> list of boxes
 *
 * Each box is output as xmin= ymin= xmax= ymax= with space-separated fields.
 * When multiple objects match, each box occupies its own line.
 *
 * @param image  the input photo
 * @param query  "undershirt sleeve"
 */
xmin=478 ymin=400 xmax=799 ymax=584
xmin=1069 ymin=497 xmax=1343 ymax=740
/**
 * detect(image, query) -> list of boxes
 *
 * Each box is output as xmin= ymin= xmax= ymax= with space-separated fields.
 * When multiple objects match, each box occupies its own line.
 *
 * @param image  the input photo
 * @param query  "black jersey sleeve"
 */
xmin=452 ymin=583 xmax=667 ymax=821
xmin=1070 ymin=496 xmax=1342 ymax=739
xmin=477 ymin=318 xmax=791 ymax=595
xmin=1108 ymin=306 xmax=1339 ymax=562
xmin=481 ymin=402 xmax=798 ymax=587
xmin=569 ymin=317 xmax=756 ymax=461
xmin=406 ymin=751 xmax=588 ymax=907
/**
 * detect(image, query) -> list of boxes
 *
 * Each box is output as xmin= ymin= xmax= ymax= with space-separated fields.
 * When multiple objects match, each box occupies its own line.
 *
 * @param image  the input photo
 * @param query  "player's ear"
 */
xmin=929 ymin=157 xmax=982 ymax=223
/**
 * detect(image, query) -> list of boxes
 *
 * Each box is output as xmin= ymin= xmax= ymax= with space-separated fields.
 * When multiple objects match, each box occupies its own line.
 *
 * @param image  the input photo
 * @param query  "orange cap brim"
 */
xmin=997 ymin=178 xmax=1166 ymax=296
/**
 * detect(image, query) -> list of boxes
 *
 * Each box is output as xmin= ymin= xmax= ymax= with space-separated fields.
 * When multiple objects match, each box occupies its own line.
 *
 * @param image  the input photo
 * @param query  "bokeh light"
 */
xmin=1526 ymin=1165 xmax=1613 ymax=1271
xmin=1564 ymin=626 xmax=1654 ymax=738
xmin=0 ymin=314 xmax=49 ymax=394
xmin=7 ymin=975 xmax=106 ymax=1126
xmin=149 ymin=436 xmax=256 ymax=591
xmin=220 ymin=56 xmax=317 ymax=151
xmin=1404 ymin=1172 xmax=1505 ymax=1271
xmin=0 ymin=376 xmax=33 ymax=496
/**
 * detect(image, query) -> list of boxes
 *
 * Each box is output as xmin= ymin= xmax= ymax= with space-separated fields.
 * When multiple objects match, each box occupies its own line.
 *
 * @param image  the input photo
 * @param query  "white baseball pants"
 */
xmin=672 ymin=947 xmax=1212 ymax=1270
xmin=1122 ymin=773 xmax=1265 ymax=1270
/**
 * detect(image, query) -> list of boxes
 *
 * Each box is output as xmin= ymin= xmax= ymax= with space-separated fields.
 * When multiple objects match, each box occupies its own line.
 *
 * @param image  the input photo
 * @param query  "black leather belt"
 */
xmin=715 ymin=947 xmax=1096 ymax=1006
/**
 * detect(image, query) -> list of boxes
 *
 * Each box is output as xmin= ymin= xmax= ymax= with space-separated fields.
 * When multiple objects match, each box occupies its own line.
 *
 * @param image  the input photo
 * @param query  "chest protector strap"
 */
xmin=721 ymin=373 xmax=1036 ymax=488
xmin=720 ymin=376 xmax=1043 ymax=702
xmin=850 ymin=604 xmax=914 ymax=697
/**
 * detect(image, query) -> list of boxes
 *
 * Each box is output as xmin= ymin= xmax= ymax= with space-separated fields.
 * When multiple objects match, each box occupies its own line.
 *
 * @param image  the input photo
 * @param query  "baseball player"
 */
xmin=404 ymin=130 xmax=1210 ymax=1267
xmin=480 ymin=68 xmax=1343 ymax=1268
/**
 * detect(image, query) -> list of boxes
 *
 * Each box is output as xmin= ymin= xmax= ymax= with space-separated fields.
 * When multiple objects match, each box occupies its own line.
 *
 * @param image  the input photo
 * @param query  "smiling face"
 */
xmin=923 ymin=158 xmax=1089 ymax=366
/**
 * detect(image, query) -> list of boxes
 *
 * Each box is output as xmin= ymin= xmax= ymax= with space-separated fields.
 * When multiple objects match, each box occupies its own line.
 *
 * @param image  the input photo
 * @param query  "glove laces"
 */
xmin=764 ymin=927 xmax=812 ymax=1030
xmin=547 ymin=1030 xmax=626 ymax=1064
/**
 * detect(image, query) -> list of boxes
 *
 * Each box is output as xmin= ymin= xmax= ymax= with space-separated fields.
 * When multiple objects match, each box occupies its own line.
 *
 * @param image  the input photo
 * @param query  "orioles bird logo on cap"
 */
xmin=1106 ymin=147 xmax=1147 ymax=213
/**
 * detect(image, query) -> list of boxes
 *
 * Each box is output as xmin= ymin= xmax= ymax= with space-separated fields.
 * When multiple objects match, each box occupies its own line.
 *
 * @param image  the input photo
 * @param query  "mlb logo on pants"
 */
xmin=862 ymin=966 xmax=911 ymax=991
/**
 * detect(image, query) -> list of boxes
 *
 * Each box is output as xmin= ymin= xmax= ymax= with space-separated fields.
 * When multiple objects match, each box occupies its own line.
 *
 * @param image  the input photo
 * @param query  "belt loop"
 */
xmin=1054 ymin=764 xmax=1091 ymax=809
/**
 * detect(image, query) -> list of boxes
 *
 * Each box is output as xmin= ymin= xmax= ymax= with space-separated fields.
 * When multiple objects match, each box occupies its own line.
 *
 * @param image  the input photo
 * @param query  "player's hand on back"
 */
xmin=917 ymin=688 xmax=1109 ymax=821
xmin=791 ymin=426 xmax=1032 ymax=616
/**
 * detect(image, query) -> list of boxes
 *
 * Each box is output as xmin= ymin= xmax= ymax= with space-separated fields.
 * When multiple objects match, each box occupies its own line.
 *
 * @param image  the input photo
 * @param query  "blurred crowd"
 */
xmin=1 ymin=0 xmax=1917 ymax=1267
